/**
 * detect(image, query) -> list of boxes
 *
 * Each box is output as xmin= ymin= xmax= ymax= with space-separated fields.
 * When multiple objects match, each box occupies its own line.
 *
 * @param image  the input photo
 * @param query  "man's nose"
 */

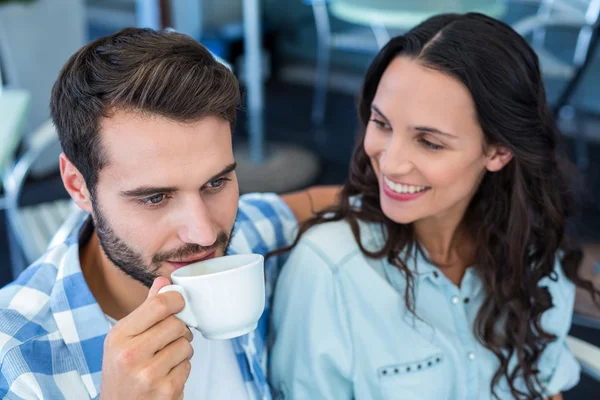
xmin=176 ymin=197 xmax=218 ymax=247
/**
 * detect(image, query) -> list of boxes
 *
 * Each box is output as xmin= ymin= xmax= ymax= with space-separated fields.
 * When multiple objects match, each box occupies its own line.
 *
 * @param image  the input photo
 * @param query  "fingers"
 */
xmin=117 ymin=290 xmax=185 ymax=337
xmin=152 ymin=336 xmax=194 ymax=377
xmin=163 ymin=359 xmax=192 ymax=399
xmin=136 ymin=357 xmax=192 ymax=400
xmin=149 ymin=277 xmax=173 ymax=297
xmin=100 ymin=278 xmax=193 ymax=400
xmin=135 ymin=315 xmax=193 ymax=355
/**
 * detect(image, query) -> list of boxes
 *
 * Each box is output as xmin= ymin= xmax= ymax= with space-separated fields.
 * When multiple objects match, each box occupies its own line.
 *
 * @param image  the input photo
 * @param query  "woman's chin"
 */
xmin=380 ymin=204 xmax=419 ymax=225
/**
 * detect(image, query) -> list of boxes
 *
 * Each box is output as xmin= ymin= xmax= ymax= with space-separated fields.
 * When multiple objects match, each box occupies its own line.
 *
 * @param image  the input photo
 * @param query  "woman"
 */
xmin=269 ymin=13 xmax=599 ymax=400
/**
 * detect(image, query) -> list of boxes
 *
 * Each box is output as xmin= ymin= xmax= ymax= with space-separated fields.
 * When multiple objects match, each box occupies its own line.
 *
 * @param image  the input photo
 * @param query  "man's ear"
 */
xmin=60 ymin=153 xmax=93 ymax=213
xmin=485 ymin=146 xmax=513 ymax=172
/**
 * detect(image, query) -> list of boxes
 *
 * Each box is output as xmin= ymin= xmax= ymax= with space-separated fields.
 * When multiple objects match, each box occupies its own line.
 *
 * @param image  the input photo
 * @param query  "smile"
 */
xmin=383 ymin=177 xmax=430 ymax=201
xmin=383 ymin=177 xmax=430 ymax=194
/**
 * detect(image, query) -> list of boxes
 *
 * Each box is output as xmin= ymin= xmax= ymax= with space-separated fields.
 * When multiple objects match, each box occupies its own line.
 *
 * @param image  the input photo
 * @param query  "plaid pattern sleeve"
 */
xmin=0 ymin=192 xmax=297 ymax=400
xmin=229 ymin=193 xmax=298 ymax=400
xmin=0 ymin=240 xmax=108 ymax=400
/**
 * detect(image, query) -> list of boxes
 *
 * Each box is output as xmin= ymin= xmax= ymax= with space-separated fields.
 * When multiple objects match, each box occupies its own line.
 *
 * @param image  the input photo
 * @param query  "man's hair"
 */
xmin=50 ymin=28 xmax=240 ymax=193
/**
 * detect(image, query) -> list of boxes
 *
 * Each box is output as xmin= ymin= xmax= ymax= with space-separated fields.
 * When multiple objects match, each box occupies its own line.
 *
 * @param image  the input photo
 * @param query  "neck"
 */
xmin=80 ymin=232 xmax=149 ymax=320
xmin=414 ymin=209 xmax=474 ymax=286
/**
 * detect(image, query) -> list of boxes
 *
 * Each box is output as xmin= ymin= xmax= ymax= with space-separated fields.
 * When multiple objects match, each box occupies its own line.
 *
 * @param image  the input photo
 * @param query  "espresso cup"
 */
xmin=158 ymin=254 xmax=265 ymax=340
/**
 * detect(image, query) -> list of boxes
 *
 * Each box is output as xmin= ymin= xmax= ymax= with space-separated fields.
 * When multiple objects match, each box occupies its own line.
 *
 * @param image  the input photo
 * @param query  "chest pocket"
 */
xmin=377 ymin=353 xmax=452 ymax=400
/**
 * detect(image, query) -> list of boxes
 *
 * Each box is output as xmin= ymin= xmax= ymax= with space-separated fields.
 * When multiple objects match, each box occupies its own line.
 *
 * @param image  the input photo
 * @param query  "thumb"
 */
xmin=148 ymin=276 xmax=172 ymax=298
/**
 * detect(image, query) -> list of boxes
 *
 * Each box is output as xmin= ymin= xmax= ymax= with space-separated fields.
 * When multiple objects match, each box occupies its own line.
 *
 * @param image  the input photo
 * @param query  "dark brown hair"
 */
xmin=50 ymin=27 xmax=240 ymax=193
xmin=275 ymin=13 xmax=598 ymax=399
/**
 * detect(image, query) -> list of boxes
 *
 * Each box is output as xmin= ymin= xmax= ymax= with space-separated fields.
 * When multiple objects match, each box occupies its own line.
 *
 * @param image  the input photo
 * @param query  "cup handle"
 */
xmin=157 ymin=284 xmax=199 ymax=329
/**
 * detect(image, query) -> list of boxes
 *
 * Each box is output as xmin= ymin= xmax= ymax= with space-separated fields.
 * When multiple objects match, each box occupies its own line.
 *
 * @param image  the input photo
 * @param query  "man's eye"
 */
xmin=143 ymin=194 xmax=166 ymax=205
xmin=207 ymin=178 xmax=227 ymax=189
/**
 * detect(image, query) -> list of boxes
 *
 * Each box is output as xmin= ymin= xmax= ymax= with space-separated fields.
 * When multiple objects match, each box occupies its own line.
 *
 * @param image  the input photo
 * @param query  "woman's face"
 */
xmin=364 ymin=57 xmax=511 ymax=227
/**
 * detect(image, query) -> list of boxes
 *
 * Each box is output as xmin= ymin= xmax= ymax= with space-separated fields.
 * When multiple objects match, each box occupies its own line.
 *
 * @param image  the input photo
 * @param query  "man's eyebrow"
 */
xmin=120 ymin=186 xmax=178 ymax=198
xmin=205 ymin=162 xmax=237 ymax=184
xmin=120 ymin=163 xmax=237 ymax=198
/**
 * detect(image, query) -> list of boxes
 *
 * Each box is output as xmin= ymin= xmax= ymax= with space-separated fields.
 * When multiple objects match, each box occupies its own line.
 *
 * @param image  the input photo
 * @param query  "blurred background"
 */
xmin=1 ymin=0 xmax=599 ymax=397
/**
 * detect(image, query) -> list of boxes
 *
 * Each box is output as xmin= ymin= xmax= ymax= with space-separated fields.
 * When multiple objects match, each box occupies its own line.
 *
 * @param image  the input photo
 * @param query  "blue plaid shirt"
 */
xmin=0 ymin=193 xmax=297 ymax=399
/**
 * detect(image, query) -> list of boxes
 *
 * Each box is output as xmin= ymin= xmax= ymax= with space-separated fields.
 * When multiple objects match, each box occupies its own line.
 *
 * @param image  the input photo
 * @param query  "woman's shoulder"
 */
xmin=293 ymin=218 xmax=380 ymax=268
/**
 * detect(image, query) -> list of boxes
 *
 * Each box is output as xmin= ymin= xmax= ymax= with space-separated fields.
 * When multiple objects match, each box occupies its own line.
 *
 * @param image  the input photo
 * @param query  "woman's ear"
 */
xmin=486 ymin=146 xmax=513 ymax=172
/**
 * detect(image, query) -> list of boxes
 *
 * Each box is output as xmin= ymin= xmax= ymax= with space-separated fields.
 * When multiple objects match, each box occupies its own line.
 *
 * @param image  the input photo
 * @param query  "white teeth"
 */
xmin=384 ymin=177 xmax=428 ymax=194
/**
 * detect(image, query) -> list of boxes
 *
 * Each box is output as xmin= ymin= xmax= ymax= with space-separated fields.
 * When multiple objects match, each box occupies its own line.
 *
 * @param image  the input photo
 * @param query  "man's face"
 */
xmin=92 ymin=110 xmax=239 ymax=287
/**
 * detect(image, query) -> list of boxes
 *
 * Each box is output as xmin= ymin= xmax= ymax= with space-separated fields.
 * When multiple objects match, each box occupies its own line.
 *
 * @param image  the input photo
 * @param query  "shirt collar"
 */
xmin=367 ymin=221 xmax=484 ymax=296
xmin=47 ymin=215 xmax=108 ymax=399
xmin=366 ymin=222 xmax=437 ymax=280
xmin=49 ymin=216 xmax=269 ymax=399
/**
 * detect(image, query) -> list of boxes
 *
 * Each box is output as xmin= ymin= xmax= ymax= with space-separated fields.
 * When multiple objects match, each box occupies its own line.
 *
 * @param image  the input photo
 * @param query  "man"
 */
xmin=0 ymin=28 xmax=337 ymax=399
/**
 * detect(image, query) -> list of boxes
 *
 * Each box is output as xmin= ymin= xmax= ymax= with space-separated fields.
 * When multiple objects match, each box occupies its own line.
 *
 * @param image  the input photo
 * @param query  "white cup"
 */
xmin=158 ymin=254 xmax=265 ymax=340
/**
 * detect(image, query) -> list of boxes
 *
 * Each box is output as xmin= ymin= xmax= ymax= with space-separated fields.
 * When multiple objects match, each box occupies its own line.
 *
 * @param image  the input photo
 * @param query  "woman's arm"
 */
xmin=280 ymin=185 xmax=341 ymax=223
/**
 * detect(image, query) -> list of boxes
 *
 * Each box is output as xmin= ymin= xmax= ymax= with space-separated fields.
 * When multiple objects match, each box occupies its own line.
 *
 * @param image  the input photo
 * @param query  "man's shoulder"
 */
xmin=237 ymin=192 xmax=295 ymax=225
xmin=231 ymin=192 xmax=297 ymax=254
xmin=0 ymin=246 xmax=67 ymax=360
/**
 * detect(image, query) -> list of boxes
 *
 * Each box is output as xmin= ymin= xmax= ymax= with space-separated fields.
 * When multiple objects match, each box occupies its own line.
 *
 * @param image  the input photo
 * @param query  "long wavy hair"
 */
xmin=275 ymin=13 xmax=599 ymax=399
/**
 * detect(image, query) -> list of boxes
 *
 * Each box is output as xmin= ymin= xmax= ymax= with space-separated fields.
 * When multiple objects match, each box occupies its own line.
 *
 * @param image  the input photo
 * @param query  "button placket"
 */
xmin=443 ymin=283 xmax=478 ymax=398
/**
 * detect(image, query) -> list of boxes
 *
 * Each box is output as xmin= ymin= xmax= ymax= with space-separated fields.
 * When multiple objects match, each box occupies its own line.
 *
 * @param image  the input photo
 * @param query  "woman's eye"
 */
xmin=370 ymin=119 xmax=390 ymax=130
xmin=420 ymin=138 xmax=444 ymax=151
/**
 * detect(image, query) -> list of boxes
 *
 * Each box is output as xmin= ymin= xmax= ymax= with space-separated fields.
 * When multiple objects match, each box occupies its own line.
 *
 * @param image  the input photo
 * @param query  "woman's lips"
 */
xmin=382 ymin=178 xmax=430 ymax=202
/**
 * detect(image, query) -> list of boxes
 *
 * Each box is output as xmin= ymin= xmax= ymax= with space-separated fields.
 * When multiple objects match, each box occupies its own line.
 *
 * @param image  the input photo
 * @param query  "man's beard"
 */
xmin=93 ymin=203 xmax=233 ymax=288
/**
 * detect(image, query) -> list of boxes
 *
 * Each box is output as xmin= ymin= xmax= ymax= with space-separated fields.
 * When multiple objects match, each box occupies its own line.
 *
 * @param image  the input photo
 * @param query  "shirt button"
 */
xmin=468 ymin=352 xmax=476 ymax=361
xmin=451 ymin=296 xmax=460 ymax=304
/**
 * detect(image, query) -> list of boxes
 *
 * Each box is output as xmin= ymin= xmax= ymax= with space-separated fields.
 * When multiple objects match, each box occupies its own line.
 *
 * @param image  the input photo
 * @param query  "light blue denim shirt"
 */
xmin=270 ymin=219 xmax=580 ymax=400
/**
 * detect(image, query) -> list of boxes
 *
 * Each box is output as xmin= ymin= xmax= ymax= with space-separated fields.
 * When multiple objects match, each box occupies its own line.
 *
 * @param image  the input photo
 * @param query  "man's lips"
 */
xmin=167 ymin=250 xmax=217 ymax=269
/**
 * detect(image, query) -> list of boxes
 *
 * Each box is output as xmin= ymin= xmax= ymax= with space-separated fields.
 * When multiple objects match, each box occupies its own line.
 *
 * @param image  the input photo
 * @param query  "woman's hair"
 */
xmin=274 ymin=13 xmax=599 ymax=399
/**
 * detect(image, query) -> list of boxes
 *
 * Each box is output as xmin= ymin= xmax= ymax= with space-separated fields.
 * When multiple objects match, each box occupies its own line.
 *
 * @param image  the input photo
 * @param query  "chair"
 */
xmin=568 ymin=245 xmax=600 ymax=385
xmin=567 ymin=335 xmax=600 ymax=382
xmin=570 ymin=307 xmax=600 ymax=385
xmin=511 ymin=0 xmax=600 ymax=168
xmin=306 ymin=0 xmax=507 ymax=126
xmin=512 ymin=0 xmax=599 ymax=89
xmin=0 ymin=90 xmax=30 ymax=211
xmin=2 ymin=120 xmax=75 ymax=278
xmin=0 ymin=54 xmax=31 ymax=205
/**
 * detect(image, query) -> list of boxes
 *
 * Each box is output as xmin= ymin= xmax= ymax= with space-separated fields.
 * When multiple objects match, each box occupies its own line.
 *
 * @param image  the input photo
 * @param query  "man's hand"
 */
xmin=100 ymin=277 xmax=194 ymax=400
